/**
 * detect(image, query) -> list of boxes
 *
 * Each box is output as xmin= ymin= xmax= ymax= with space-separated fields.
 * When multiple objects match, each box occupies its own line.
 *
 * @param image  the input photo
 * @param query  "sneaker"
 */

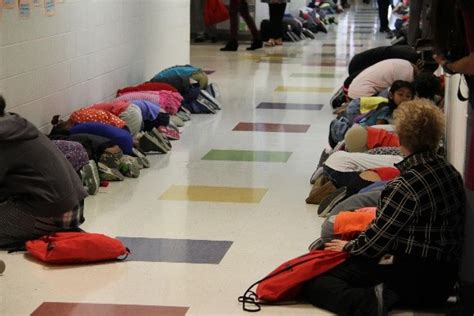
xmin=176 ymin=111 xmax=191 ymax=122
xmin=170 ymin=115 xmax=185 ymax=127
xmin=195 ymin=96 xmax=217 ymax=113
xmin=158 ymin=126 xmax=180 ymax=140
xmin=132 ymin=148 xmax=150 ymax=168
xmin=200 ymin=90 xmax=222 ymax=110
xmin=220 ymin=40 xmax=238 ymax=51
xmin=150 ymin=128 xmax=172 ymax=149
xmin=139 ymin=133 xmax=168 ymax=154
xmin=246 ymin=39 xmax=263 ymax=50
xmin=119 ymin=155 xmax=141 ymax=178
xmin=98 ymin=162 xmax=124 ymax=181
xmin=306 ymin=181 xmax=336 ymax=204
xmin=80 ymin=160 xmax=100 ymax=195
xmin=317 ymin=148 xmax=331 ymax=169
xmin=99 ymin=151 xmax=123 ymax=169
xmin=207 ymin=83 xmax=221 ymax=99
xmin=194 ymin=34 xmax=206 ymax=43
xmin=318 ymin=186 xmax=347 ymax=217
xmin=310 ymin=167 xmax=324 ymax=185
xmin=308 ymin=238 xmax=325 ymax=252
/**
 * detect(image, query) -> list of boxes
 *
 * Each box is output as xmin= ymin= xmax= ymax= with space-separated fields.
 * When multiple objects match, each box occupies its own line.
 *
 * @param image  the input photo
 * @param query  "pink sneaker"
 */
xmin=158 ymin=126 xmax=180 ymax=140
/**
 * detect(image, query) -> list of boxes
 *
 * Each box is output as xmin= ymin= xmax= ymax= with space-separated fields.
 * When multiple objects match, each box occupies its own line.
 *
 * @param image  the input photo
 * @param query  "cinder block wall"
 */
xmin=0 ymin=0 xmax=190 ymax=132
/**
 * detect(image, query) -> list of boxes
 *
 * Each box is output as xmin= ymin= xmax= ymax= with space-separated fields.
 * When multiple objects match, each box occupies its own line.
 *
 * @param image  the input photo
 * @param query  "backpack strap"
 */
xmin=238 ymin=255 xmax=319 ymax=312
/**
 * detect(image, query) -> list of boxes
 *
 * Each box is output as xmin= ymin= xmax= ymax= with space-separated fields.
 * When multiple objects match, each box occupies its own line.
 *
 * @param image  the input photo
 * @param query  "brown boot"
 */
xmin=306 ymin=181 xmax=336 ymax=204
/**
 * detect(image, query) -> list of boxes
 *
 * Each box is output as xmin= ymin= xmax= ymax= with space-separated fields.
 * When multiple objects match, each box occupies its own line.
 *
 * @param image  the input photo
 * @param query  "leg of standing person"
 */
xmin=191 ymin=0 xmax=206 ymax=42
xmin=266 ymin=4 xmax=278 ymax=46
xmin=273 ymin=3 xmax=287 ymax=45
xmin=407 ymin=0 xmax=423 ymax=46
xmin=221 ymin=0 xmax=241 ymax=51
xmin=239 ymin=0 xmax=263 ymax=50
xmin=377 ymin=0 xmax=391 ymax=32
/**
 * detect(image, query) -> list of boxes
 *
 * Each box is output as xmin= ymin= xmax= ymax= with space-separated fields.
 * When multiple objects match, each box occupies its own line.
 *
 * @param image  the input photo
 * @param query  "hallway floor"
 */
xmin=1 ymin=4 xmax=440 ymax=316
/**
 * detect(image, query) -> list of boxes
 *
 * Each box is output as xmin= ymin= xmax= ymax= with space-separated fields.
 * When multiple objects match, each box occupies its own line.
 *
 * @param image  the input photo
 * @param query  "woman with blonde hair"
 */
xmin=303 ymin=99 xmax=465 ymax=315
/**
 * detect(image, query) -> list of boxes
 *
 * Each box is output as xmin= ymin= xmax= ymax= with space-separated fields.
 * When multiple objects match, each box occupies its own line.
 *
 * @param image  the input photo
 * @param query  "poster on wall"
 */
xmin=44 ymin=0 xmax=54 ymax=16
xmin=3 ymin=0 xmax=17 ymax=9
xmin=32 ymin=0 xmax=42 ymax=7
xmin=18 ymin=0 xmax=31 ymax=18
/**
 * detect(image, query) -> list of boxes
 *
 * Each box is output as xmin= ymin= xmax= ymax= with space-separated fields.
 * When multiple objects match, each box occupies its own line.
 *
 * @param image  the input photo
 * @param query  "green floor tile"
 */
xmin=202 ymin=149 xmax=292 ymax=163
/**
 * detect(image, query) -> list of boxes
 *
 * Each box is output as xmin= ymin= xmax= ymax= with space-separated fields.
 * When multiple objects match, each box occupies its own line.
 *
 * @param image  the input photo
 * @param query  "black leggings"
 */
xmin=303 ymin=256 xmax=458 ymax=315
xmin=268 ymin=3 xmax=287 ymax=39
xmin=377 ymin=0 xmax=391 ymax=30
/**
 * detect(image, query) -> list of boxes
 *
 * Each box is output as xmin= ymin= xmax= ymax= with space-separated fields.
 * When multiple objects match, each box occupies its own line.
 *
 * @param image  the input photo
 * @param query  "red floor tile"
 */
xmin=233 ymin=122 xmax=310 ymax=133
xmin=31 ymin=302 xmax=189 ymax=316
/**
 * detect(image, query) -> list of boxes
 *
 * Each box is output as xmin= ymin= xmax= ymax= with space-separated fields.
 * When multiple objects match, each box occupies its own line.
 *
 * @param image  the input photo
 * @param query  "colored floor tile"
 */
xmin=160 ymin=185 xmax=268 ymax=203
xmin=323 ymin=43 xmax=363 ymax=47
xmin=274 ymin=86 xmax=334 ymax=93
xmin=256 ymin=102 xmax=323 ymax=110
xmin=202 ymin=149 xmax=292 ymax=163
xmin=303 ymin=62 xmax=347 ymax=67
xmin=290 ymin=73 xmax=344 ymax=79
xmin=233 ymin=122 xmax=310 ymax=133
xmin=31 ymin=303 xmax=189 ymax=316
xmin=117 ymin=237 xmax=233 ymax=264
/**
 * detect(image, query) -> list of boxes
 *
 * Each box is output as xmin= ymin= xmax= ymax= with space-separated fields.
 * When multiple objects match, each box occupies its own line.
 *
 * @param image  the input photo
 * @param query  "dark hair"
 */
xmin=0 ymin=95 xmax=5 ymax=116
xmin=389 ymin=80 xmax=415 ymax=96
xmin=414 ymin=73 xmax=441 ymax=100
xmin=431 ymin=0 xmax=469 ymax=58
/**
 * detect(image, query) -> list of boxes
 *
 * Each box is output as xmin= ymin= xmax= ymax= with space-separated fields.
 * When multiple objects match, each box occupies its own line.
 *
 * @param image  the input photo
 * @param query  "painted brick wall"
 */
xmin=0 ymin=0 xmax=190 ymax=132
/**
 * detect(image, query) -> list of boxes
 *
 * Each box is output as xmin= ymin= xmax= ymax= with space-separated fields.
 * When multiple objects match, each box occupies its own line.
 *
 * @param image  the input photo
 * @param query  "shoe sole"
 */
xmin=318 ymin=187 xmax=347 ymax=217
xmin=306 ymin=181 xmax=336 ymax=204
xmin=82 ymin=160 xmax=100 ymax=195
xmin=151 ymin=128 xmax=172 ymax=149
xmin=97 ymin=162 xmax=124 ymax=181
xmin=200 ymin=90 xmax=221 ymax=110
xmin=139 ymin=134 xmax=168 ymax=154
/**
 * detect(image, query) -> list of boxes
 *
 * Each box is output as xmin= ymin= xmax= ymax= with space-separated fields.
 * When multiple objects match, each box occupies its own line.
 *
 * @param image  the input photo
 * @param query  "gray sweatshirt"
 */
xmin=0 ymin=113 xmax=87 ymax=217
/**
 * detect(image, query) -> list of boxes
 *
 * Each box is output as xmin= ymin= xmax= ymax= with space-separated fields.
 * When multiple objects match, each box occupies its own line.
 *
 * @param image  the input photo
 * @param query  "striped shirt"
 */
xmin=344 ymin=151 xmax=465 ymax=262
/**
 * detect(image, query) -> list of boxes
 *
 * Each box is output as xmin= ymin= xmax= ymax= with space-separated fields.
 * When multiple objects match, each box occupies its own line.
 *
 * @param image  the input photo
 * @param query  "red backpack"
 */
xmin=204 ymin=0 xmax=229 ymax=26
xmin=239 ymin=250 xmax=348 ymax=311
xmin=26 ymin=232 xmax=129 ymax=264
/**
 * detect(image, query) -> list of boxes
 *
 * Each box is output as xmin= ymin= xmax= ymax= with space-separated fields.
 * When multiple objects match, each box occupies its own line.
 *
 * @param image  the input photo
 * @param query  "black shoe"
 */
xmin=317 ymin=186 xmax=347 ymax=217
xmin=220 ymin=40 xmax=238 ymax=51
xmin=246 ymin=39 xmax=263 ymax=50
xmin=194 ymin=35 xmax=206 ymax=43
xmin=379 ymin=27 xmax=391 ymax=33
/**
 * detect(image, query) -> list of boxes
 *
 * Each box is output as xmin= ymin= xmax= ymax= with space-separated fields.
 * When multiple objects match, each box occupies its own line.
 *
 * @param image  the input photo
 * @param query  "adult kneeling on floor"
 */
xmin=0 ymin=95 xmax=87 ymax=248
xmin=302 ymin=99 xmax=465 ymax=315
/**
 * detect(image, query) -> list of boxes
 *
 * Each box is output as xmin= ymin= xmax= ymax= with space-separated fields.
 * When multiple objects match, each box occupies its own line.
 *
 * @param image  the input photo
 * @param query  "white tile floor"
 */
xmin=0 ymin=4 xmax=443 ymax=316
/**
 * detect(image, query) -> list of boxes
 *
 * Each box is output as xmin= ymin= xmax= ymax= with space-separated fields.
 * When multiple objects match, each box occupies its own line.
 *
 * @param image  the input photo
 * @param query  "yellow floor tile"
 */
xmin=160 ymin=185 xmax=268 ymax=203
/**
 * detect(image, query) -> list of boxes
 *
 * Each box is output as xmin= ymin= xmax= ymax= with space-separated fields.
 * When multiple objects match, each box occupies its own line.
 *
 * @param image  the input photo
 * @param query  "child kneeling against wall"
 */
xmin=0 ymin=96 xmax=87 ymax=248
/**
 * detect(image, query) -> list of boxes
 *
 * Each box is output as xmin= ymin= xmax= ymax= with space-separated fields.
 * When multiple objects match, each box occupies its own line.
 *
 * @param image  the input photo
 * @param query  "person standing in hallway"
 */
xmin=191 ymin=0 xmax=217 ymax=43
xmin=262 ymin=0 xmax=290 ymax=47
xmin=377 ymin=0 xmax=391 ymax=33
xmin=221 ymin=0 xmax=263 ymax=51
